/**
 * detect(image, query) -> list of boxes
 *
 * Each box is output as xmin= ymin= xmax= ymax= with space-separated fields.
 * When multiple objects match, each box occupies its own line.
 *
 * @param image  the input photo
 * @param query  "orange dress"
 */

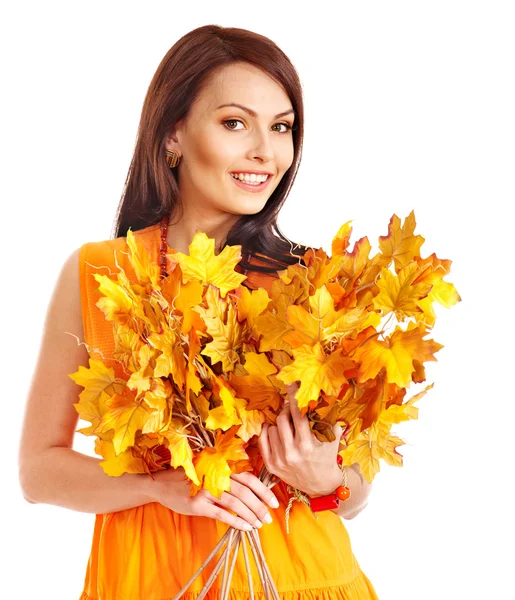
xmin=77 ymin=222 xmax=379 ymax=600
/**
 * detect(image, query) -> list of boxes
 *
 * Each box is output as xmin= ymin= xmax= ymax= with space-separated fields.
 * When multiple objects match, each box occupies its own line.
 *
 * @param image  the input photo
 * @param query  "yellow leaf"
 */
xmin=380 ymin=383 xmax=434 ymax=424
xmin=242 ymin=352 xmax=277 ymax=378
xmin=339 ymin=420 xmax=405 ymax=483
xmin=96 ymin=438 xmax=146 ymax=477
xmin=205 ymin=385 xmax=241 ymax=431
xmin=92 ymin=273 xmax=137 ymax=325
xmin=125 ymin=228 xmax=161 ymax=288
xmin=163 ymin=428 xmax=200 ymax=486
xmin=191 ymin=427 xmax=249 ymax=498
xmin=378 ymin=210 xmax=425 ymax=271
xmin=68 ymin=358 xmax=119 ymax=403
xmin=235 ymin=285 xmax=271 ymax=329
xmin=373 ymin=263 xmax=432 ymax=320
xmin=95 ymin=391 xmax=150 ymax=454
xmin=276 ymin=343 xmax=355 ymax=410
xmin=169 ymin=231 xmax=247 ymax=298
xmin=199 ymin=298 xmax=245 ymax=372
xmin=234 ymin=396 xmax=266 ymax=443
xmin=352 ymin=322 xmax=443 ymax=387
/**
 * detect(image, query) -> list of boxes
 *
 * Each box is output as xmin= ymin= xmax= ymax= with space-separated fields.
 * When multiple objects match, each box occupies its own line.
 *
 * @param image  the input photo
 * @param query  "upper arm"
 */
xmin=18 ymin=246 xmax=91 ymax=474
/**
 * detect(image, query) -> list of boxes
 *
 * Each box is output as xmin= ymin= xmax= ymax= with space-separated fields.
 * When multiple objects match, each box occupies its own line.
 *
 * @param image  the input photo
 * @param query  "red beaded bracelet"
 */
xmin=309 ymin=454 xmax=351 ymax=513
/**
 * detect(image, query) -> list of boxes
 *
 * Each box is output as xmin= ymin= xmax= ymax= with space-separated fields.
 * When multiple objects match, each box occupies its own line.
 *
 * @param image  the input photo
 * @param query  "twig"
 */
xmin=245 ymin=529 xmax=271 ymax=600
xmin=195 ymin=537 xmax=234 ymax=600
xmin=171 ymin=527 xmax=232 ymax=600
xmin=221 ymin=531 xmax=241 ymax=600
xmin=250 ymin=529 xmax=281 ymax=600
xmin=241 ymin=530 xmax=255 ymax=600
xmin=219 ymin=528 xmax=236 ymax=599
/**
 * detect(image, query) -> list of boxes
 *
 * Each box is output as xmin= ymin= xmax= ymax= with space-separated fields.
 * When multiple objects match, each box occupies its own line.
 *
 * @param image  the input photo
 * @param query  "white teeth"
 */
xmin=231 ymin=173 xmax=269 ymax=184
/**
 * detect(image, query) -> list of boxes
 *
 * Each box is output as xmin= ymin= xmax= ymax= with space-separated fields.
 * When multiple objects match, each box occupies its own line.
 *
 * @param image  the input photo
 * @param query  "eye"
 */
xmin=223 ymin=119 xmax=245 ymax=131
xmin=222 ymin=119 xmax=293 ymax=134
xmin=273 ymin=122 xmax=293 ymax=133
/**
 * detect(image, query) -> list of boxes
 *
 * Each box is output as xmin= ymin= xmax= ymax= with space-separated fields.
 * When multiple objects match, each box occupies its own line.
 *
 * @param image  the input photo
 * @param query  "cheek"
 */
xmin=275 ymin=142 xmax=295 ymax=179
xmin=193 ymin=127 xmax=237 ymax=175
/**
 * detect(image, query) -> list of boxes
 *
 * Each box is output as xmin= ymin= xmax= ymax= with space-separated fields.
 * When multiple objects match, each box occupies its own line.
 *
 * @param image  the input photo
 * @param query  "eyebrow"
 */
xmin=215 ymin=103 xmax=295 ymax=119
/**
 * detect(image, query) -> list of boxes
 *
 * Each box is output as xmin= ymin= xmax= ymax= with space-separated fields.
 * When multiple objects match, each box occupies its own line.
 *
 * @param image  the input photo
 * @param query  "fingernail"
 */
xmin=263 ymin=513 xmax=273 ymax=524
xmin=243 ymin=523 xmax=253 ymax=531
xmin=254 ymin=519 xmax=263 ymax=528
xmin=270 ymin=497 xmax=279 ymax=508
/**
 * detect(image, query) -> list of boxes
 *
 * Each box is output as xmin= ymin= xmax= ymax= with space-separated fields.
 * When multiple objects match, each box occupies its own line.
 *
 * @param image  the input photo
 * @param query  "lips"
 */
xmin=230 ymin=171 xmax=273 ymax=176
xmin=229 ymin=172 xmax=272 ymax=192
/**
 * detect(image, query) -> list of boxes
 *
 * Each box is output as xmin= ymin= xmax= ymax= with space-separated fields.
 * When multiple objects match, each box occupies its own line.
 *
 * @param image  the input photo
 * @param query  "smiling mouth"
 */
xmin=229 ymin=173 xmax=272 ymax=192
xmin=230 ymin=173 xmax=271 ymax=184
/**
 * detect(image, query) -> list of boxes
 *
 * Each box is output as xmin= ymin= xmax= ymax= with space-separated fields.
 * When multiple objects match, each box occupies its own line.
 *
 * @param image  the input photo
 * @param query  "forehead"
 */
xmin=194 ymin=62 xmax=291 ymax=115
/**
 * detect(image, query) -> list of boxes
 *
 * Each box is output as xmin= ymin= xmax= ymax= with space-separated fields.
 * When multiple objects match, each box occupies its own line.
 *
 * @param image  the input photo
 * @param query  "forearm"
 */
xmin=330 ymin=463 xmax=371 ymax=519
xmin=20 ymin=446 xmax=154 ymax=514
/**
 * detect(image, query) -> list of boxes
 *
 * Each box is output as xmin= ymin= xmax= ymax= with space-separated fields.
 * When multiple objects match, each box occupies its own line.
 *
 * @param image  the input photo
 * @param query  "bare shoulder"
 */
xmin=18 ymin=246 xmax=91 ymax=471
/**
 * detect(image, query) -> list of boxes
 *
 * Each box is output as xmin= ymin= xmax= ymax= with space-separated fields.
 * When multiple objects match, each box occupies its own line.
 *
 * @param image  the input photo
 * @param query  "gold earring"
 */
xmin=165 ymin=149 xmax=181 ymax=168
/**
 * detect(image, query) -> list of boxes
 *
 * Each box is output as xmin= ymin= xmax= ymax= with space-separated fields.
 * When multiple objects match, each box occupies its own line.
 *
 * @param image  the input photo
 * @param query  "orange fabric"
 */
xmin=77 ymin=223 xmax=379 ymax=600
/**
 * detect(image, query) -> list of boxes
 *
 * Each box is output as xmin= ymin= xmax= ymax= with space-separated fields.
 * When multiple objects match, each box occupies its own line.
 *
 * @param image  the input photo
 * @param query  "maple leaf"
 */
xmin=95 ymin=438 xmax=146 ymax=477
xmin=161 ymin=268 xmax=205 ymax=335
xmin=112 ymin=327 xmax=145 ymax=373
xmin=242 ymin=351 xmax=277 ymax=378
xmin=125 ymin=228 xmax=161 ymax=288
xmin=169 ymin=231 xmax=248 ymax=298
xmin=233 ymin=395 xmax=267 ymax=442
xmin=380 ymin=382 xmax=434 ymax=424
xmin=70 ymin=359 xmax=126 ymax=434
xmin=198 ymin=295 xmax=246 ymax=372
xmin=283 ymin=285 xmax=378 ymax=348
xmin=255 ymin=309 xmax=294 ymax=352
xmin=191 ymin=427 xmax=250 ymax=498
xmin=412 ymin=253 xmax=462 ymax=327
xmin=378 ymin=210 xmax=425 ymax=272
xmin=162 ymin=425 xmax=201 ymax=486
xmin=373 ymin=262 xmax=433 ymax=320
xmin=331 ymin=220 xmax=353 ymax=257
xmin=205 ymin=384 xmax=242 ymax=431
xmin=141 ymin=377 xmax=173 ymax=434
xmin=276 ymin=343 xmax=356 ymax=410
xmin=69 ymin=358 xmax=121 ymax=401
xmin=352 ymin=321 xmax=443 ymax=387
xmin=147 ymin=326 xmax=187 ymax=390
xmin=125 ymin=344 xmax=159 ymax=397
xmin=234 ymin=285 xmax=271 ymax=329
xmin=95 ymin=390 xmax=151 ymax=455
xmin=229 ymin=373 xmax=283 ymax=419
xmin=339 ymin=419 xmax=405 ymax=483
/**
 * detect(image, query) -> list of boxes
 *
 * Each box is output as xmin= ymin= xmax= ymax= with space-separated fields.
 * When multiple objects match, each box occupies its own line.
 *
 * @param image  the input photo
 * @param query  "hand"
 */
xmin=144 ymin=466 xmax=279 ymax=532
xmin=258 ymin=382 xmax=344 ymax=497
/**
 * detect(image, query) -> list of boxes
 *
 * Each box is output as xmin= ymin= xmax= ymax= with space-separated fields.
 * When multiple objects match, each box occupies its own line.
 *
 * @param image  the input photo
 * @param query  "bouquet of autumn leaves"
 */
xmin=69 ymin=210 xmax=460 ymax=599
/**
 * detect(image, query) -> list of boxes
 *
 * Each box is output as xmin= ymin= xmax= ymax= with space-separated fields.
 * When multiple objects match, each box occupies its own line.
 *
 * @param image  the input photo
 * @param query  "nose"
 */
xmin=247 ymin=126 xmax=274 ymax=163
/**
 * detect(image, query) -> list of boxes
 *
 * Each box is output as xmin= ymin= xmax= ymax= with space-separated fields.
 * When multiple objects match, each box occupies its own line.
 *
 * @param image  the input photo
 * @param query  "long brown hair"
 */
xmin=113 ymin=24 xmax=312 ymax=275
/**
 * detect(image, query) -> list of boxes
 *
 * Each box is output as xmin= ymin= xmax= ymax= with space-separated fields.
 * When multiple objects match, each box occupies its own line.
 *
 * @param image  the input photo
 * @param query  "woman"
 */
xmin=18 ymin=25 xmax=379 ymax=599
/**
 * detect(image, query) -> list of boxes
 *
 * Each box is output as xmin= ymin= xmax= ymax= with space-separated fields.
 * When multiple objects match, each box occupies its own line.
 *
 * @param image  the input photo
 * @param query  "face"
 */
xmin=164 ymin=62 xmax=295 ymax=230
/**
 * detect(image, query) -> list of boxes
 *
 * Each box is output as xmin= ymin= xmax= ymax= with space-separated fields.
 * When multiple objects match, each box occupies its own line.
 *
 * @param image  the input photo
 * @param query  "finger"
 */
xmin=268 ymin=425 xmax=286 ymax=466
xmin=288 ymin=392 xmax=312 ymax=443
xmin=258 ymin=423 xmax=273 ymax=472
xmin=216 ymin=480 xmax=270 ymax=528
xmin=204 ymin=501 xmax=255 ymax=531
xmin=231 ymin=471 xmax=279 ymax=509
xmin=276 ymin=403 xmax=295 ymax=448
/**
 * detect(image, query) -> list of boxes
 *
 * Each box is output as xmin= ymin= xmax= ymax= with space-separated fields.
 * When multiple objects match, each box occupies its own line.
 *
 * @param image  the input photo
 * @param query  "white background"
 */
xmin=3 ymin=1 xmax=514 ymax=598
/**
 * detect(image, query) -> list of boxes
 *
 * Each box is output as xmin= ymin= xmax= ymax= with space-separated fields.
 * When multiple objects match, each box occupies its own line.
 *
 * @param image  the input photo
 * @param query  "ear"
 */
xmin=164 ymin=124 xmax=183 ymax=153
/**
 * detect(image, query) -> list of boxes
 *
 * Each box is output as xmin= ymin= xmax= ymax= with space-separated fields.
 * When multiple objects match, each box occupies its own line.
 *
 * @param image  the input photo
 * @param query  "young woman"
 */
xmin=18 ymin=25 xmax=379 ymax=600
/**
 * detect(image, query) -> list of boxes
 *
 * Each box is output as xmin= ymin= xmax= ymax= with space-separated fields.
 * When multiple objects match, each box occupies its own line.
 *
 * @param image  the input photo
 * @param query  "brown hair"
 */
xmin=112 ymin=24 xmax=312 ymax=275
